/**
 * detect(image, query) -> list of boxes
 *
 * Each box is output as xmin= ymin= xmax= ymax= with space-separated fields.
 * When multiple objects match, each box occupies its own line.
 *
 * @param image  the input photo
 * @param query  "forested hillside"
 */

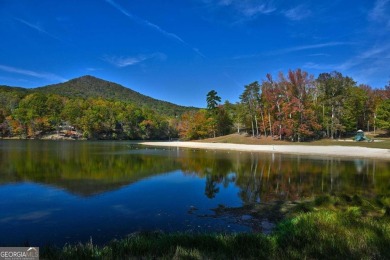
xmin=0 ymin=70 xmax=389 ymax=141
xmin=0 ymin=76 xmax=196 ymax=140
xmin=35 ymin=75 xmax=196 ymax=116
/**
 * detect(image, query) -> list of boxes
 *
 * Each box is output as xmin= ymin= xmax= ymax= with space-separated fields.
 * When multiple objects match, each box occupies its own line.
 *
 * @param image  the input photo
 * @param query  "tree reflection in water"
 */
xmin=179 ymin=149 xmax=390 ymax=203
xmin=0 ymin=140 xmax=389 ymax=203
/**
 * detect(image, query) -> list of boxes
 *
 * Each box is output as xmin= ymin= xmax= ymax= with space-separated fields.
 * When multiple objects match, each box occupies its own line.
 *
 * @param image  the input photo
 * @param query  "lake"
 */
xmin=0 ymin=140 xmax=389 ymax=246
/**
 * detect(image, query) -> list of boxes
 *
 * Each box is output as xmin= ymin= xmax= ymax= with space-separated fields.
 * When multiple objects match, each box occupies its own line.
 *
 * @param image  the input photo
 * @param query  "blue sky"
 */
xmin=0 ymin=0 xmax=389 ymax=107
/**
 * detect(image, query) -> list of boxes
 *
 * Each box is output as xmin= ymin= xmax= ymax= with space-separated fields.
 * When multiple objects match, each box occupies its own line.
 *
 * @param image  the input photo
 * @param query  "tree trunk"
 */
xmin=331 ymin=105 xmax=334 ymax=139
xmin=260 ymin=108 xmax=267 ymax=137
xmin=279 ymin=124 xmax=282 ymax=140
xmin=254 ymin=114 xmax=259 ymax=137
xmin=268 ymin=111 xmax=273 ymax=137
xmin=276 ymin=101 xmax=282 ymax=140
xmin=251 ymin=118 xmax=254 ymax=137
xmin=323 ymin=104 xmax=329 ymax=137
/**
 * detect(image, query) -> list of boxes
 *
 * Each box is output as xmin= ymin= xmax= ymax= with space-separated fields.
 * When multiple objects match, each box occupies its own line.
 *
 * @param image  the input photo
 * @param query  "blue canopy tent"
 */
xmin=354 ymin=130 xmax=371 ymax=142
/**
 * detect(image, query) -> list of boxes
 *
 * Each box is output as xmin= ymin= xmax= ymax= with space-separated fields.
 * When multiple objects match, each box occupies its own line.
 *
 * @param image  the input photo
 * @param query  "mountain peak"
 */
xmin=72 ymin=75 xmax=104 ymax=81
xmin=66 ymin=75 xmax=111 ymax=85
xmin=34 ymin=76 xmax=196 ymax=116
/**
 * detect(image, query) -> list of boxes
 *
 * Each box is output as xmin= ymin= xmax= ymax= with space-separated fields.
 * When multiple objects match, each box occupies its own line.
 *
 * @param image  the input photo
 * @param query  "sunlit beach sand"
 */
xmin=141 ymin=141 xmax=390 ymax=160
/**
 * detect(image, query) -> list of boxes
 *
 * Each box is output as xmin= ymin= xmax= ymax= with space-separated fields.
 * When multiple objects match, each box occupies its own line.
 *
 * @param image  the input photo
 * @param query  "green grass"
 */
xmin=42 ymin=233 xmax=274 ymax=259
xmin=41 ymin=194 xmax=390 ymax=259
xmin=275 ymin=209 xmax=390 ymax=259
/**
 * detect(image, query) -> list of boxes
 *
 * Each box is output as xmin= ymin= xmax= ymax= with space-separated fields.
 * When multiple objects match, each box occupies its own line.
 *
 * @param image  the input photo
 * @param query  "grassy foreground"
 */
xmin=42 ymin=194 xmax=390 ymax=259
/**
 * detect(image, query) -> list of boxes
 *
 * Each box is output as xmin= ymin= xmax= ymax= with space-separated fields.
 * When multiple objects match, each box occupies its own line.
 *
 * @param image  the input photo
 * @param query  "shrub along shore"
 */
xmin=42 ymin=194 xmax=390 ymax=259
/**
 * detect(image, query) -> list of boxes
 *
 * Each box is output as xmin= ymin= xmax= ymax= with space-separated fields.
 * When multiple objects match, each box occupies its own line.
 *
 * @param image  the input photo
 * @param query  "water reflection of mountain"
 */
xmin=0 ymin=141 xmax=389 ymax=200
xmin=0 ymin=141 xmax=181 ymax=196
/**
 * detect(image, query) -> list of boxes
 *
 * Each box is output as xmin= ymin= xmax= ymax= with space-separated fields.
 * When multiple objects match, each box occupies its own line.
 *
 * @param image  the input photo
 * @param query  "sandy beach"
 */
xmin=140 ymin=141 xmax=390 ymax=160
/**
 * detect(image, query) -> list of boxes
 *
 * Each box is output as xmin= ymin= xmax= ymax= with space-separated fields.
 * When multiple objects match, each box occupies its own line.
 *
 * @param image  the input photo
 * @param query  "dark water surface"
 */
xmin=0 ymin=140 xmax=389 ymax=246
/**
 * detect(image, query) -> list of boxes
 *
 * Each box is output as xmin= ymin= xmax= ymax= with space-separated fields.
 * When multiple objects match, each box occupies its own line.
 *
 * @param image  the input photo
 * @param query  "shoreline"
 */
xmin=140 ymin=141 xmax=390 ymax=160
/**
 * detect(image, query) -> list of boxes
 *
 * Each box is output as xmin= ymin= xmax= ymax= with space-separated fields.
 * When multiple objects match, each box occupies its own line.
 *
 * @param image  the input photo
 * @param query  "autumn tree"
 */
xmin=288 ymin=69 xmax=321 ymax=140
xmin=178 ymin=110 xmax=210 ymax=140
xmin=12 ymin=93 xmax=51 ymax=137
xmin=272 ymin=69 xmax=321 ymax=141
xmin=261 ymin=70 xmax=320 ymax=141
xmin=261 ymin=75 xmax=276 ymax=139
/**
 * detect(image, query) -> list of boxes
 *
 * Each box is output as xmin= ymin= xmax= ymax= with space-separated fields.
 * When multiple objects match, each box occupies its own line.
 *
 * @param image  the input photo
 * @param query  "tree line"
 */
xmin=179 ymin=69 xmax=390 ymax=141
xmin=0 ymin=68 xmax=389 ymax=140
xmin=0 ymin=92 xmax=177 ymax=139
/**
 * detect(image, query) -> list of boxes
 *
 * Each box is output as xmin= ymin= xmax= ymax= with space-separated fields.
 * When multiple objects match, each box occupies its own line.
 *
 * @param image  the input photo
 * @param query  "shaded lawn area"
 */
xmin=198 ymin=133 xmax=390 ymax=149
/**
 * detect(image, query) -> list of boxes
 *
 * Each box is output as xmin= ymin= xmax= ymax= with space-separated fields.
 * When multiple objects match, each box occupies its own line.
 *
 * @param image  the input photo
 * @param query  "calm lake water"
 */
xmin=0 ymin=140 xmax=389 ymax=246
